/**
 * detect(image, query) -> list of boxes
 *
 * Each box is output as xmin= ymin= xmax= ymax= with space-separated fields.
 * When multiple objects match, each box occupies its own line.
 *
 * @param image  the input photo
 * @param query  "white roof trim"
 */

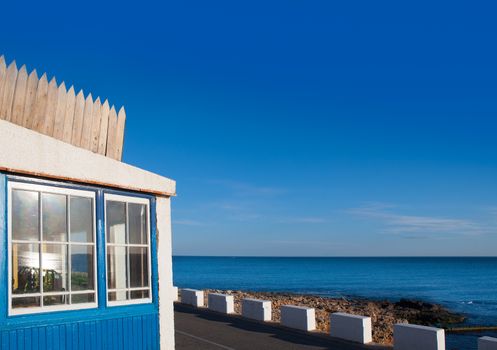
xmin=0 ymin=120 xmax=176 ymax=196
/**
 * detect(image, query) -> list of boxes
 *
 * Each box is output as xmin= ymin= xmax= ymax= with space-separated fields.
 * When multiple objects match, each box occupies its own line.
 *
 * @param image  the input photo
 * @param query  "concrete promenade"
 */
xmin=174 ymin=303 xmax=391 ymax=350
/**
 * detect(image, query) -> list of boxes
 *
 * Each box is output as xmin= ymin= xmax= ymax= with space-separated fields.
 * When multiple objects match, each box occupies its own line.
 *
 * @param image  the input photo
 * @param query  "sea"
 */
xmin=173 ymin=256 xmax=497 ymax=350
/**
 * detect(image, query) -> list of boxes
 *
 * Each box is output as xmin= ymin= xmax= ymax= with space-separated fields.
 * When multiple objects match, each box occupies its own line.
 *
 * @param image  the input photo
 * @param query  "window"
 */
xmin=105 ymin=194 xmax=151 ymax=306
xmin=8 ymin=182 xmax=97 ymax=315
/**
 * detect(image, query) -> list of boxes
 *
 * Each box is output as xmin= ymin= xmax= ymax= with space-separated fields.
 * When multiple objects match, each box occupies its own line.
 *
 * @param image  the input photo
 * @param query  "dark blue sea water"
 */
xmin=173 ymin=257 xmax=497 ymax=350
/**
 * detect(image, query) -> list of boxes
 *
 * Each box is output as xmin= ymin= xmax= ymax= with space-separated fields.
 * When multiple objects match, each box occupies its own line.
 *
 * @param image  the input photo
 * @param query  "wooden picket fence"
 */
xmin=0 ymin=55 xmax=125 ymax=161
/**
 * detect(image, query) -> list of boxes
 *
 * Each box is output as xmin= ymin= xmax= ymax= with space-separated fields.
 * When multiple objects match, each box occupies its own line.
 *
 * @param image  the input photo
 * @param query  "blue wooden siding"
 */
xmin=0 ymin=313 xmax=159 ymax=350
xmin=0 ymin=174 xmax=161 ymax=350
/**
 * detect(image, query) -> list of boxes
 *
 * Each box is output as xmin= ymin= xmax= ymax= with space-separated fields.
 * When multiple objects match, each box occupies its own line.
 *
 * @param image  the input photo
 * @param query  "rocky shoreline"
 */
xmin=203 ymin=289 xmax=465 ymax=344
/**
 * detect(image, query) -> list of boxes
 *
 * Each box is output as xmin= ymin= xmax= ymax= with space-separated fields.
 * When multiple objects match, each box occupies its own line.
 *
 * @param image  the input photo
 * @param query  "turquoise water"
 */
xmin=173 ymin=256 xmax=497 ymax=350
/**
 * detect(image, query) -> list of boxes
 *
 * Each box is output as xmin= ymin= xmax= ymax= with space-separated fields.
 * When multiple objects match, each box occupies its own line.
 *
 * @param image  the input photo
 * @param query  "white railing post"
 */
xmin=330 ymin=312 xmax=372 ymax=344
xmin=242 ymin=298 xmax=272 ymax=321
xmin=180 ymin=288 xmax=204 ymax=307
xmin=208 ymin=293 xmax=235 ymax=314
xmin=280 ymin=305 xmax=316 ymax=331
xmin=394 ymin=324 xmax=445 ymax=350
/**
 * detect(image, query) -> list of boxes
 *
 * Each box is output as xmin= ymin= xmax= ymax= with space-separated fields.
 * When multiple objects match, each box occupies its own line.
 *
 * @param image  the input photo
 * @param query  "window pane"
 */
xmin=70 ymin=196 xmax=93 ymax=243
xmin=71 ymin=293 xmax=95 ymax=304
xmin=12 ymin=190 xmax=39 ymax=241
xmin=42 ymin=193 xmax=67 ymax=242
xmin=129 ymin=203 xmax=147 ymax=245
xmin=130 ymin=290 xmax=149 ymax=300
xmin=108 ymin=291 xmax=127 ymax=302
xmin=12 ymin=243 xmax=40 ymax=294
xmin=71 ymin=245 xmax=94 ymax=291
xmin=129 ymin=247 xmax=149 ymax=288
xmin=43 ymin=294 xmax=69 ymax=306
xmin=12 ymin=297 xmax=40 ymax=309
xmin=42 ymin=244 xmax=68 ymax=292
xmin=107 ymin=201 xmax=126 ymax=244
xmin=107 ymin=246 xmax=127 ymax=290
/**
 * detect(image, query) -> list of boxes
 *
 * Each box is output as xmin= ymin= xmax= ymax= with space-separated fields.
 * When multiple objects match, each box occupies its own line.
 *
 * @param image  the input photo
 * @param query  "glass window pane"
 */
xmin=12 ymin=190 xmax=39 ymax=241
xmin=108 ymin=291 xmax=127 ymax=302
xmin=70 ymin=196 xmax=93 ymax=243
xmin=12 ymin=243 xmax=40 ymax=294
xmin=71 ymin=293 xmax=95 ymax=304
xmin=129 ymin=247 xmax=149 ymax=288
xmin=42 ymin=193 xmax=67 ymax=242
xmin=42 ymin=244 xmax=68 ymax=292
xmin=12 ymin=297 xmax=40 ymax=309
xmin=107 ymin=246 xmax=127 ymax=290
xmin=106 ymin=201 xmax=126 ymax=244
xmin=130 ymin=290 xmax=149 ymax=300
xmin=43 ymin=294 xmax=69 ymax=306
xmin=129 ymin=203 xmax=147 ymax=245
xmin=71 ymin=245 xmax=94 ymax=291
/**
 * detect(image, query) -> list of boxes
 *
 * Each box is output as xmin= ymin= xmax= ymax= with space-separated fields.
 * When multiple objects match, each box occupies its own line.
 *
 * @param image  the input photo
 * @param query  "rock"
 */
xmin=204 ymin=289 xmax=465 ymax=345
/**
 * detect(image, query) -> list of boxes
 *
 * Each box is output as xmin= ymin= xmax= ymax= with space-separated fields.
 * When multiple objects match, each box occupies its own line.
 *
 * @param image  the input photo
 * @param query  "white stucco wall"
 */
xmin=157 ymin=197 xmax=175 ymax=350
xmin=0 ymin=120 xmax=176 ymax=196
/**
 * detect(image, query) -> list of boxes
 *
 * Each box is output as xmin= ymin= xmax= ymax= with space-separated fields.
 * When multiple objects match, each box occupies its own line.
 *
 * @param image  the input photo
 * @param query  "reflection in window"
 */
xmin=10 ymin=185 xmax=97 ymax=313
xmin=106 ymin=196 xmax=151 ymax=304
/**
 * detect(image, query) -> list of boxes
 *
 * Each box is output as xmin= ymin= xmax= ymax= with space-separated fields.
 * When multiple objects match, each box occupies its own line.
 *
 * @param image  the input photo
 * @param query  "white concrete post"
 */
xmin=280 ymin=305 xmax=316 ymax=331
xmin=242 ymin=298 xmax=272 ymax=322
xmin=172 ymin=286 xmax=179 ymax=302
xmin=330 ymin=312 xmax=372 ymax=344
xmin=394 ymin=324 xmax=445 ymax=350
xmin=157 ymin=197 xmax=175 ymax=350
xmin=479 ymin=337 xmax=497 ymax=350
xmin=208 ymin=293 xmax=234 ymax=314
xmin=181 ymin=288 xmax=204 ymax=307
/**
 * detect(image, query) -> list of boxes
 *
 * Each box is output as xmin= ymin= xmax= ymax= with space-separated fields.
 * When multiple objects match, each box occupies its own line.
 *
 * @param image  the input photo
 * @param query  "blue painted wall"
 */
xmin=0 ymin=174 xmax=160 ymax=350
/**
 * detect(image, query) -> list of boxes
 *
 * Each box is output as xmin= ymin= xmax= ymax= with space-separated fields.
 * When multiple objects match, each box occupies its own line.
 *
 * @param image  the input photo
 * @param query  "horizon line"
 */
xmin=172 ymin=255 xmax=497 ymax=258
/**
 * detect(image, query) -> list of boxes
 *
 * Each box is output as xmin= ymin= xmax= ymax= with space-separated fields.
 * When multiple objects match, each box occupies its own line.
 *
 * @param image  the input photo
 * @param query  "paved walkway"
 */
xmin=174 ymin=303 xmax=391 ymax=350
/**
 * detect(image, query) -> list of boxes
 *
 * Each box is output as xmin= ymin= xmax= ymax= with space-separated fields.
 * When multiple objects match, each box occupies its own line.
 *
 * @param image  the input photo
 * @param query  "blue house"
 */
xmin=0 ymin=56 xmax=177 ymax=349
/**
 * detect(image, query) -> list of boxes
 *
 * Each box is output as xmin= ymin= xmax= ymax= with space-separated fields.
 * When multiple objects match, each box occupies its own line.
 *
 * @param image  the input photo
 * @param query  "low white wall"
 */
xmin=180 ymin=289 xmax=204 ymax=307
xmin=242 ymin=298 xmax=272 ymax=321
xmin=172 ymin=286 xmax=179 ymax=302
xmin=330 ymin=312 xmax=372 ymax=344
xmin=394 ymin=324 xmax=445 ymax=350
xmin=208 ymin=293 xmax=235 ymax=314
xmin=479 ymin=337 xmax=497 ymax=350
xmin=280 ymin=305 xmax=316 ymax=331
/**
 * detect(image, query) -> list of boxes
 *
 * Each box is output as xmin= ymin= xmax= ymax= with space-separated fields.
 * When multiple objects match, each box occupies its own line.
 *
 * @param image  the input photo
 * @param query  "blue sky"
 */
xmin=2 ymin=1 xmax=496 ymax=256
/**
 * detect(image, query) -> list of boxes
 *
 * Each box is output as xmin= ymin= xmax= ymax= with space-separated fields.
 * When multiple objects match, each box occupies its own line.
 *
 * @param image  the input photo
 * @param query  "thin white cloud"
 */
xmin=348 ymin=202 xmax=494 ymax=237
xmin=173 ymin=219 xmax=206 ymax=226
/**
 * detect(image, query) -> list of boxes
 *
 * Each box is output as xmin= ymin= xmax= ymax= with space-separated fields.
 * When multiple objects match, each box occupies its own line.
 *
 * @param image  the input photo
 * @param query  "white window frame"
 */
xmin=104 ymin=193 xmax=152 ymax=307
xmin=7 ymin=181 xmax=98 ymax=316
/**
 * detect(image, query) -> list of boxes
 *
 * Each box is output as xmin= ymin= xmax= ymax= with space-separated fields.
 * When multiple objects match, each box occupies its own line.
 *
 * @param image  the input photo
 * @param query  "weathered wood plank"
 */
xmin=53 ymin=82 xmax=67 ymax=139
xmin=115 ymin=107 xmax=126 ymax=160
xmin=0 ymin=56 xmax=6 ymax=114
xmin=11 ymin=65 xmax=29 ymax=125
xmin=106 ymin=105 xmax=118 ymax=159
xmin=71 ymin=90 xmax=85 ymax=146
xmin=23 ymin=69 xmax=39 ymax=128
xmin=31 ymin=73 xmax=48 ymax=133
xmin=90 ymin=97 xmax=102 ymax=153
xmin=80 ymin=93 xmax=93 ymax=149
xmin=0 ymin=61 xmax=17 ymax=121
xmin=42 ymin=77 xmax=58 ymax=136
xmin=2 ymin=61 xmax=18 ymax=121
xmin=62 ymin=86 xmax=76 ymax=143
xmin=97 ymin=99 xmax=110 ymax=154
